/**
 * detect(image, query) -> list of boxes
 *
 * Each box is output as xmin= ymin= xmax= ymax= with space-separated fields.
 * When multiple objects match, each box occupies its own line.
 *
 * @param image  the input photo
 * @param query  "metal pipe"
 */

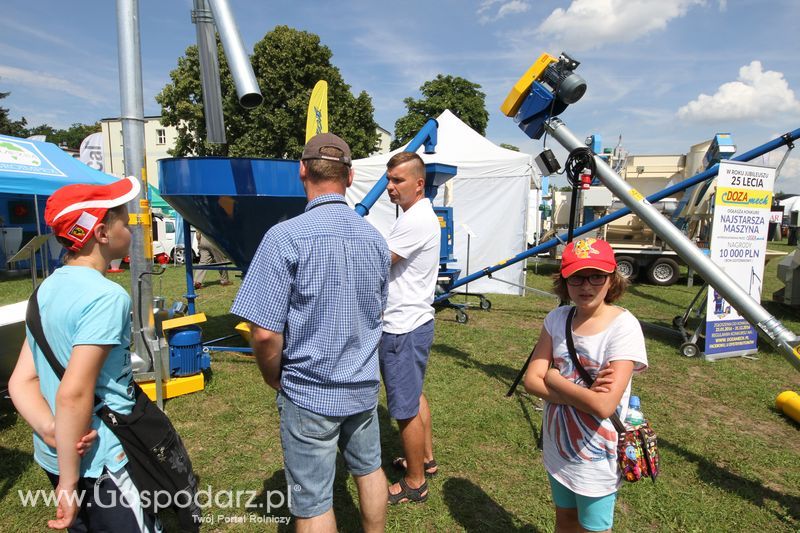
xmin=547 ymin=119 xmax=800 ymax=358
xmin=116 ymin=0 xmax=159 ymax=381
xmin=355 ymin=118 xmax=439 ymax=216
xmin=207 ymin=0 xmax=262 ymax=109
xmin=539 ymin=120 xmax=800 ymax=369
xmin=192 ymin=0 xmax=226 ymax=143
xmin=439 ymin=126 xmax=800 ymax=296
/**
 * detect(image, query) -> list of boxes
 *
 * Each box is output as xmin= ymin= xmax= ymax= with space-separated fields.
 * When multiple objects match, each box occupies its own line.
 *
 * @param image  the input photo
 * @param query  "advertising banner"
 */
xmin=704 ymin=161 xmax=775 ymax=360
xmin=79 ymin=132 xmax=105 ymax=172
xmin=305 ymin=80 xmax=328 ymax=143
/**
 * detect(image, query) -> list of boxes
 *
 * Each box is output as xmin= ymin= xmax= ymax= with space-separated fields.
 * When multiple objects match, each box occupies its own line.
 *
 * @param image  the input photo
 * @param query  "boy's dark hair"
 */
xmin=304 ymin=146 xmax=350 ymax=185
xmin=56 ymin=205 xmax=127 ymax=255
xmin=552 ymin=270 xmax=630 ymax=304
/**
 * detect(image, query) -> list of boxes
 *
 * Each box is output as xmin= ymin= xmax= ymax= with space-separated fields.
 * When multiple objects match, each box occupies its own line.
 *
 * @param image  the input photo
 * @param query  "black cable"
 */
xmin=564 ymin=146 xmax=596 ymax=243
xmin=565 ymin=146 xmax=595 ymax=187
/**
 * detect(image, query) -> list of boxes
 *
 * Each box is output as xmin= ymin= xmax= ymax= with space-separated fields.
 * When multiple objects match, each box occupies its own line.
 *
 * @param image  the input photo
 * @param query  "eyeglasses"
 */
xmin=566 ymin=273 xmax=609 ymax=286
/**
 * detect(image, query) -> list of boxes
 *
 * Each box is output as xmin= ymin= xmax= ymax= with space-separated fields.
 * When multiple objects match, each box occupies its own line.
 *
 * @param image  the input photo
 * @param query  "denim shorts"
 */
xmin=379 ymin=319 xmax=435 ymax=420
xmin=276 ymin=390 xmax=382 ymax=518
xmin=547 ymin=472 xmax=617 ymax=532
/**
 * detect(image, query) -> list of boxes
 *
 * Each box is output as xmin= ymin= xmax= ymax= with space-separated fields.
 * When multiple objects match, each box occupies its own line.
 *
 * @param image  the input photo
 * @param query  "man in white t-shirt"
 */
xmin=380 ymin=152 xmax=441 ymax=504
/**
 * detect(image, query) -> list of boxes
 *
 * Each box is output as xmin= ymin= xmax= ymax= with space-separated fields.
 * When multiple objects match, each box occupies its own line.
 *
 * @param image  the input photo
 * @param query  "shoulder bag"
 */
xmin=564 ymin=306 xmax=659 ymax=483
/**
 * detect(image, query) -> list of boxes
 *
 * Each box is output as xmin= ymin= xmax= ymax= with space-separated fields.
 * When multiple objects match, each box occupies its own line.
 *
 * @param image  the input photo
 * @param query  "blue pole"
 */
xmin=183 ymin=220 xmax=197 ymax=314
xmin=355 ymin=118 xmax=439 ymax=216
xmin=436 ymin=127 xmax=800 ymax=301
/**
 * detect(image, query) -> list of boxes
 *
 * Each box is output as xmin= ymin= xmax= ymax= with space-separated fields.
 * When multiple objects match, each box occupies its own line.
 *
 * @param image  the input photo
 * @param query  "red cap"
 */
xmin=560 ymin=237 xmax=616 ymax=278
xmin=45 ymin=176 xmax=140 ymax=252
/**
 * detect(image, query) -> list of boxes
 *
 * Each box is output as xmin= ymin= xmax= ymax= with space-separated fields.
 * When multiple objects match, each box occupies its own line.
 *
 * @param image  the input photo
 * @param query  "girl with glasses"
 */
xmin=524 ymin=237 xmax=648 ymax=532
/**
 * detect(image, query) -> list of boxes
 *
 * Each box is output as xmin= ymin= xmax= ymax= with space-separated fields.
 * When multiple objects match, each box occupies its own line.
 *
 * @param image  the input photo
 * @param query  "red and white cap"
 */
xmin=45 ymin=176 xmax=140 ymax=252
xmin=560 ymin=237 xmax=617 ymax=278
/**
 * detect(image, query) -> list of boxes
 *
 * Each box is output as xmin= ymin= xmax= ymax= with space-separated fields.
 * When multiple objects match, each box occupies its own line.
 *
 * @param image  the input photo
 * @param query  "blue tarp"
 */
xmin=0 ymin=134 xmax=116 ymax=195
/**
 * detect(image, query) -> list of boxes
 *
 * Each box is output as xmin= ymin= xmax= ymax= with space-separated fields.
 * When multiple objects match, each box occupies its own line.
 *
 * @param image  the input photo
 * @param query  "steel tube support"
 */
xmin=192 ymin=0 xmax=226 ymax=143
xmin=207 ymin=0 xmax=262 ymax=109
xmin=546 ymin=118 xmax=800 ymax=369
xmin=355 ymin=118 xmax=438 ymax=217
xmin=116 ymin=0 xmax=154 ymax=363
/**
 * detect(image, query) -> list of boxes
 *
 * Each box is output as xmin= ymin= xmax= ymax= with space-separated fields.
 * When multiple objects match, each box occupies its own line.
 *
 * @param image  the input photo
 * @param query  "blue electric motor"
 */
xmin=167 ymin=326 xmax=210 ymax=377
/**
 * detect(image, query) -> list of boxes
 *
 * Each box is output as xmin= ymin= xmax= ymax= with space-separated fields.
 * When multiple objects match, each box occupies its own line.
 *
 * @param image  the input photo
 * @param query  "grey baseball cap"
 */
xmin=301 ymin=133 xmax=352 ymax=167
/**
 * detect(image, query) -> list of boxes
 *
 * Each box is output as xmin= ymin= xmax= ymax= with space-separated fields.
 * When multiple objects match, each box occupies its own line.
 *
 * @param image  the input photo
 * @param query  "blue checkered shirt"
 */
xmin=231 ymin=193 xmax=390 ymax=416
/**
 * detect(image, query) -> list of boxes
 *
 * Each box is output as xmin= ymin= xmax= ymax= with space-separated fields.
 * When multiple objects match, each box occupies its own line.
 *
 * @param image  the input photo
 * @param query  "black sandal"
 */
xmin=391 ymin=457 xmax=439 ymax=477
xmin=388 ymin=477 xmax=428 ymax=505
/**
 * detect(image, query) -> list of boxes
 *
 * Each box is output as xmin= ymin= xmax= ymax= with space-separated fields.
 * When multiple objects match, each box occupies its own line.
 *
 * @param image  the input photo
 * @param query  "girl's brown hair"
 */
xmin=552 ymin=270 xmax=630 ymax=304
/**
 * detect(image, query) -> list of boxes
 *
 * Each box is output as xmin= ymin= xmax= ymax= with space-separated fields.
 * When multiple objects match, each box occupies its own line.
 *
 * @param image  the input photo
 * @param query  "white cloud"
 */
xmin=759 ymin=147 xmax=800 ymax=194
xmin=621 ymin=107 xmax=675 ymax=125
xmin=0 ymin=64 xmax=108 ymax=104
xmin=535 ymin=0 xmax=703 ymax=51
xmin=677 ymin=61 xmax=800 ymax=122
xmin=478 ymin=0 xmax=530 ymax=24
xmin=775 ymin=157 xmax=800 ymax=194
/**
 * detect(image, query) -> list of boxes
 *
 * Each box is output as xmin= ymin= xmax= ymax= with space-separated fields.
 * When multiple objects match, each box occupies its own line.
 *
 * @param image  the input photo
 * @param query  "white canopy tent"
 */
xmin=781 ymin=195 xmax=800 ymax=214
xmin=347 ymin=110 xmax=535 ymax=295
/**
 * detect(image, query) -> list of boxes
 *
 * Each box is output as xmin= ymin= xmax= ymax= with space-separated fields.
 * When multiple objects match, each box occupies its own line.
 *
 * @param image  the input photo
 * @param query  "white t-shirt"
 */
xmin=383 ymin=198 xmax=440 ymax=334
xmin=541 ymin=305 xmax=648 ymax=497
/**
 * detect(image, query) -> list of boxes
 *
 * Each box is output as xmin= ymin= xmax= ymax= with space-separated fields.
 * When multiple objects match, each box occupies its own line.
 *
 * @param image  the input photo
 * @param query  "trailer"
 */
xmin=537 ymin=133 xmax=784 ymax=286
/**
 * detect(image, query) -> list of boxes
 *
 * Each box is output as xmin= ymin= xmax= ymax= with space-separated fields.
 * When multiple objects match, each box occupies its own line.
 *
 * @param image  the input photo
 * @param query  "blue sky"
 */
xmin=1 ymin=0 xmax=798 ymax=192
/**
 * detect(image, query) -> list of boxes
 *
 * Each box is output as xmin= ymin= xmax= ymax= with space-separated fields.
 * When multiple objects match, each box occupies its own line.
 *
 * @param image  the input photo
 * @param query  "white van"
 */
xmin=152 ymin=214 xmax=199 ymax=264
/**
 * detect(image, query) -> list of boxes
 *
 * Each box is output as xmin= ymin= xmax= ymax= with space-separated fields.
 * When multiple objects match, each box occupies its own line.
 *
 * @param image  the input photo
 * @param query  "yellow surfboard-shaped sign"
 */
xmin=306 ymin=80 xmax=328 ymax=142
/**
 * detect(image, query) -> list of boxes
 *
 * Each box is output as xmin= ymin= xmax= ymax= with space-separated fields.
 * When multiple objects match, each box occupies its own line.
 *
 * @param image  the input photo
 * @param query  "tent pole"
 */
xmin=32 ymin=194 xmax=49 ymax=279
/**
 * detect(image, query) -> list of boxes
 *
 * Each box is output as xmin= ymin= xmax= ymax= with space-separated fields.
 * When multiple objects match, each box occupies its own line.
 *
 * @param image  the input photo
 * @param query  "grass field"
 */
xmin=1 ymin=242 xmax=799 ymax=532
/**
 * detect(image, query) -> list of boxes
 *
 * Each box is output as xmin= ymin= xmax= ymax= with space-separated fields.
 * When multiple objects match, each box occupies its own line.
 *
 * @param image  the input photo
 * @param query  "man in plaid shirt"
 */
xmin=231 ymin=133 xmax=390 ymax=533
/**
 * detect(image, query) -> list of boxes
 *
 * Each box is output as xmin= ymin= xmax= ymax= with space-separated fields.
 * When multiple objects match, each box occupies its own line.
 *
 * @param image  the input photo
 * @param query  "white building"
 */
xmin=373 ymin=125 xmax=392 ymax=155
xmin=100 ymin=116 xmax=178 ymax=189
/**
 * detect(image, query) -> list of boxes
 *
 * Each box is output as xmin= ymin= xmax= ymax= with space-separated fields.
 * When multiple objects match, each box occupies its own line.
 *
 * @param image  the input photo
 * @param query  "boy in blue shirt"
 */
xmin=10 ymin=176 xmax=161 ymax=532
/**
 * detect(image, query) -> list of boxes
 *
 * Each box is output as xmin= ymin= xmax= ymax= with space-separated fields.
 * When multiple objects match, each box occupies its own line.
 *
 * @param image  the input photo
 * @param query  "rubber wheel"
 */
xmin=479 ymin=298 xmax=492 ymax=311
xmin=172 ymin=248 xmax=185 ymax=265
xmin=647 ymin=258 xmax=680 ymax=286
xmin=456 ymin=310 xmax=468 ymax=324
xmin=615 ymin=255 xmax=638 ymax=280
xmin=680 ymin=342 xmax=699 ymax=357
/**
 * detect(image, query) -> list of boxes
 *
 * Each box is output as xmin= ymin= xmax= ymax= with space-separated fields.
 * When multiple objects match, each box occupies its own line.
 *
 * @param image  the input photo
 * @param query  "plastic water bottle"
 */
xmin=625 ymin=395 xmax=644 ymax=428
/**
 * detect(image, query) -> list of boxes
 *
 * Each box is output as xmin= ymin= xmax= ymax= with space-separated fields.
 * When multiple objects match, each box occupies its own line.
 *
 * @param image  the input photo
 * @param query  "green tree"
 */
xmin=52 ymin=122 xmax=102 ymax=149
xmin=156 ymin=26 xmax=379 ymax=159
xmin=21 ymin=122 xmax=101 ymax=148
xmin=26 ymin=124 xmax=57 ymax=139
xmin=500 ymin=143 xmax=520 ymax=152
xmin=392 ymin=75 xmax=489 ymax=149
xmin=0 ymin=89 xmax=28 ymax=137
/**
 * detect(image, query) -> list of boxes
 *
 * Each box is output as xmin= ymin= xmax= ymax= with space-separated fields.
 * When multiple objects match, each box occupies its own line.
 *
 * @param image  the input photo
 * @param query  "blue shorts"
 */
xmin=548 ymin=473 xmax=617 ymax=532
xmin=379 ymin=320 xmax=435 ymax=420
xmin=276 ymin=390 xmax=382 ymax=518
